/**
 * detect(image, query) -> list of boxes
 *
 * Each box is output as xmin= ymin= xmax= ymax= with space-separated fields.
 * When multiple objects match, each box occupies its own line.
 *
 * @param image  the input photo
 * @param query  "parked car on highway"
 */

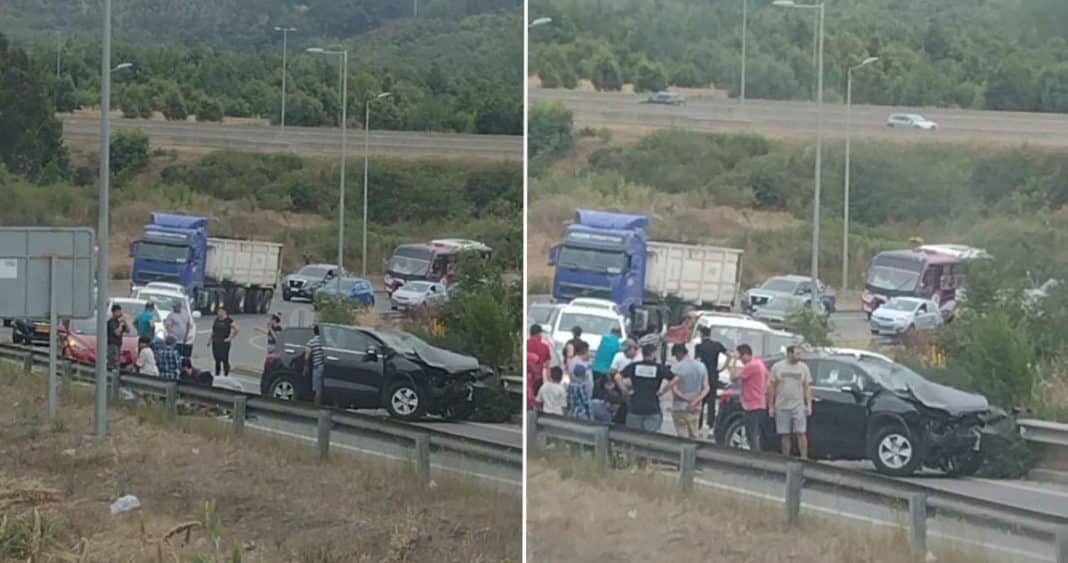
xmin=261 ymin=325 xmax=493 ymax=420
xmin=135 ymin=286 xmax=202 ymax=343
xmin=744 ymin=275 xmax=836 ymax=324
xmin=109 ymin=297 xmax=167 ymax=343
xmin=684 ymin=312 xmax=801 ymax=387
xmin=313 ymin=276 xmax=376 ymax=311
xmin=11 ymin=318 xmax=53 ymax=345
xmin=869 ymin=297 xmax=943 ymax=337
xmin=527 ymin=302 xmax=561 ymax=330
xmin=714 ymin=350 xmax=996 ymax=476
xmin=60 ymin=317 xmax=140 ymax=370
xmin=548 ymin=301 xmax=628 ymax=358
xmin=642 ymin=91 xmax=685 ymax=105
xmin=389 ymin=280 xmax=448 ymax=311
xmin=282 ymin=263 xmax=341 ymax=302
xmin=886 ymin=113 xmax=937 ymax=130
xmin=134 ymin=282 xmax=187 ymax=296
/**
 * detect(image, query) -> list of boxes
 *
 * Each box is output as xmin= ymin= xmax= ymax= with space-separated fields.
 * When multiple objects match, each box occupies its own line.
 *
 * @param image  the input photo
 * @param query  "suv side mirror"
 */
xmin=631 ymin=309 xmax=649 ymax=334
xmin=364 ymin=348 xmax=379 ymax=361
xmin=548 ymin=244 xmax=560 ymax=266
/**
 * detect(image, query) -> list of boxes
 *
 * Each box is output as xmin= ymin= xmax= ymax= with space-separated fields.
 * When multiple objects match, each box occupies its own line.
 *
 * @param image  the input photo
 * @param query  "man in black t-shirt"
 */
xmin=694 ymin=325 xmax=728 ymax=428
xmin=615 ymin=342 xmax=675 ymax=433
xmin=106 ymin=304 xmax=129 ymax=371
xmin=209 ymin=306 xmax=239 ymax=376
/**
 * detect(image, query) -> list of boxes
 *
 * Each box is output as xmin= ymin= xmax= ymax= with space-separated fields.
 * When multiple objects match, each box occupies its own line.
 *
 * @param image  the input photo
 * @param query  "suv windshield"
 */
xmin=760 ymin=278 xmax=799 ymax=293
xmin=556 ymin=312 xmax=620 ymax=336
xmin=376 ymin=329 xmax=434 ymax=356
xmin=863 ymin=360 xmax=928 ymax=393
xmin=405 ymin=281 xmax=433 ymax=292
xmin=298 ymin=265 xmax=331 ymax=278
xmin=139 ymin=292 xmax=182 ymax=312
xmin=868 ymin=266 xmax=921 ymax=292
xmin=884 ymin=299 xmax=919 ymax=311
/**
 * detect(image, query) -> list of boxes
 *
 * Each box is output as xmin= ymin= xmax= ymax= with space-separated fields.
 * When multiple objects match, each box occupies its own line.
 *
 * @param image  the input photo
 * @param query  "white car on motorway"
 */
xmin=869 ymin=297 xmax=943 ymax=336
xmin=109 ymin=297 xmax=167 ymax=342
xmin=686 ymin=312 xmax=801 ymax=387
xmin=389 ymin=280 xmax=448 ymax=310
xmin=134 ymin=287 xmax=201 ymax=345
xmin=549 ymin=301 xmax=627 ymax=359
xmin=887 ymin=113 xmax=937 ymax=130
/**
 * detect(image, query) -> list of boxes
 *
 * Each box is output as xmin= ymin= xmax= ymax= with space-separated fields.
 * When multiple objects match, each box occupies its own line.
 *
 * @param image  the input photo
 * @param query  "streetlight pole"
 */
xmin=363 ymin=92 xmax=391 ymax=278
xmin=740 ymin=0 xmax=747 ymax=105
xmin=94 ymin=0 xmax=112 ymax=437
xmin=842 ymin=56 xmax=878 ymax=290
xmin=307 ymin=48 xmax=348 ymax=272
xmin=274 ymin=27 xmax=296 ymax=133
xmin=774 ymin=0 xmax=824 ymax=311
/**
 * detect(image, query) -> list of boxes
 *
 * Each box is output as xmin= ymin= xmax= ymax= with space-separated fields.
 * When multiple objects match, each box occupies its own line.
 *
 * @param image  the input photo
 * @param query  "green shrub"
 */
xmin=110 ymin=129 xmax=150 ymax=176
xmin=787 ymin=306 xmax=833 ymax=348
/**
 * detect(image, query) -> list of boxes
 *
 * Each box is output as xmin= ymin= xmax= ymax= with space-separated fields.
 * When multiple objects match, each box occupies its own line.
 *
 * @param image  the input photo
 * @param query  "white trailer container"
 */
xmin=645 ymin=241 xmax=743 ymax=309
xmin=201 ymin=238 xmax=283 ymax=314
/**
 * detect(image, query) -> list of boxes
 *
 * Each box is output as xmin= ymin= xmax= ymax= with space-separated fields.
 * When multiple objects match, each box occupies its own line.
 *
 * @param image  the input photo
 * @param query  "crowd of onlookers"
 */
xmin=527 ymin=322 xmax=814 ymax=458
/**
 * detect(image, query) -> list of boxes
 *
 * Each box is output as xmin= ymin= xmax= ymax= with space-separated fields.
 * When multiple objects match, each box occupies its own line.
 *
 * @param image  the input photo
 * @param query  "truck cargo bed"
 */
xmin=205 ymin=238 xmax=283 ymax=288
xmin=645 ymin=241 xmax=743 ymax=308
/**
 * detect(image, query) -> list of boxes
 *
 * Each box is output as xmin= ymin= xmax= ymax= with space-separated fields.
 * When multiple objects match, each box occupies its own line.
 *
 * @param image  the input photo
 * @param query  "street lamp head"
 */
xmin=274 ymin=26 xmax=296 ymax=32
xmin=861 ymin=56 xmax=880 ymax=66
xmin=376 ymin=92 xmax=392 ymax=100
xmin=772 ymin=0 xmax=797 ymax=6
xmin=306 ymin=47 xmax=325 ymax=54
xmin=529 ymin=17 xmax=552 ymax=27
xmin=112 ymin=62 xmax=133 ymax=72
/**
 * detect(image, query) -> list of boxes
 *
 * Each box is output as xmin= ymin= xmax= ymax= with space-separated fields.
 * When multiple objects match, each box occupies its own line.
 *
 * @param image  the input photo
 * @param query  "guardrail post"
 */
xmin=1055 ymin=526 xmax=1068 ymax=563
xmin=908 ymin=493 xmax=928 ymax=554
xmin=784 ymin=462 xmax=804 ymax=526
xmin=527 ymin=410 xmax=539 ymax=454
xmin=678 ymin=444 xmax=697 ymax=493
xmin=231 ymin=396 xmax=247 ymax=436
xmin=61 ymin=360 xmax=72 ymax=395
xmin=23 ymin=351 xmax=32 ymax=374
xmin=109 ymin=370 xmax=120 ymax=403
xmin=414 ymin=434 xmax=431 ymax=485
xmin=316 ymin=410 xmax=332 ymax=460
xmin=164 ymin=382 xmax=178 ymax=423
xmin=593 ymin=427 xmax=610 ymax=471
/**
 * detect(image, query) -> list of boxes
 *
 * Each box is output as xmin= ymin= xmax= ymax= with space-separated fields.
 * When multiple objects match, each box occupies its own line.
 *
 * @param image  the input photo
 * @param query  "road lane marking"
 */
xmin=245 ymin=423 xmax=520 ymax=489
xmin=693 ymin=477 xmax=1050 ymax=562
xmin=462 ymin=421 xmax=522 ymax=434
xmin=968 ymin=478 xmax=1068 ymax=500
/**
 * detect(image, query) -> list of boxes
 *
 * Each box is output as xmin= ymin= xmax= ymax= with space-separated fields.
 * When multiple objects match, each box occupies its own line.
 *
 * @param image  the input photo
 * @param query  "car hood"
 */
xmin=287 ymin=275 xmax=322 ymax=284
xmin=552 ymin=332 xmax=603 ymax=356
xmin=393 ymin=288 xmax=427 ymax=300
xmin=404 ymin=345 xmax=479 ymax=374
xmin=872 ymin=309 xmax=913 ymax=322
xmin=897 ymin=378 xmax=989 ymax=416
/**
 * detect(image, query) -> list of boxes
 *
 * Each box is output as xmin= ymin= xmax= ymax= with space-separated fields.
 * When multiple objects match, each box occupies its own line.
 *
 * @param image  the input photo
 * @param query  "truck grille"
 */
xmin=558 ymin=283 xmax=612 ymax=301
xmin=137 ymin=271 xmax=181 ymax=284
xmin=750 ymin=295 xmax=769 ymax=307
xmin=289 ymin=279 xmax=306 ymax=288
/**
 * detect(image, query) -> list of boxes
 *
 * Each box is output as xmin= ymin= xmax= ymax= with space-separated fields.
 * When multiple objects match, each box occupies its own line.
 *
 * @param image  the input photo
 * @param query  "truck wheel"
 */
xmin=244 ymin=289 xmax=259 ymax=314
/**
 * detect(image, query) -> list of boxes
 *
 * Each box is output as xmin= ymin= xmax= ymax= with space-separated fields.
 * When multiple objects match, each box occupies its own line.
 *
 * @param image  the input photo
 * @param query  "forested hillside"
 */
xmin=529 ymin=0 xmax=1068 ymax=112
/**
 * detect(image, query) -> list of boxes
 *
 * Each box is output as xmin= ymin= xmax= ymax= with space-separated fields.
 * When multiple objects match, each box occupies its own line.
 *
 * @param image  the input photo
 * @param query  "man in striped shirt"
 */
xmin=305 ymin=325 xmax=326 ymax=406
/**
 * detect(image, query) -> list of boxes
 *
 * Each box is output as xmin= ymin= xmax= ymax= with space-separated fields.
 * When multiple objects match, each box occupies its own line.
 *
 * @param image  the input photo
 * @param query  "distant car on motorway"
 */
xmin=261 ymin=324 xmax=493 ymax=420
xmin=886 ymin=113 xmax=937 ymax=130
xmin=283 ymin=263 xmax=341 ymax=302
xmin=714 ymin=350 xmax=997 ymax=476
xmin=642 ymin=91 xmax=685 ymax=105
xmin=390 ymin=280 xmax=448 ymax=311
xmin=869 ymin=297 xmax=943 ymax=337
xmin=744 ymin=275 xmax=835 ymax=324
xmin=313 ymin=276 xmax=376 ymax=310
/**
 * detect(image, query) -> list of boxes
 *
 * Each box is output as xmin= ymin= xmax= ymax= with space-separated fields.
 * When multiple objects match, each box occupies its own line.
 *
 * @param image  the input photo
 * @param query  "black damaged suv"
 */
xmin=261 ymin=324 xmax=493 ymax=420
xmin=714 ymin=350 xmax=1002 ymax=476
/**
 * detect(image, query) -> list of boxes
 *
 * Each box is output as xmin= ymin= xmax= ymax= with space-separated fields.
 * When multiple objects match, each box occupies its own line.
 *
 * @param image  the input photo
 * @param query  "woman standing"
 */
xmin=209 ymin=306 xmax=239 ymax=376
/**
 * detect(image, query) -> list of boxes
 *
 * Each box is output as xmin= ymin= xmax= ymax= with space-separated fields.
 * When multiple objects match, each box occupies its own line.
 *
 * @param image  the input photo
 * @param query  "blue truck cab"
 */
xmin=129 ymin=212 xmax=209 ymax=297
xmin=549 ymin=209 xmax=650 ymax=311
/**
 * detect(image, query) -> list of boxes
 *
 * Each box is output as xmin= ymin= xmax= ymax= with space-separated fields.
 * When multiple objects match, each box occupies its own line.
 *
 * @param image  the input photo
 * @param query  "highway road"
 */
xmin=60 ymin=114 xmax=522 ymax=161
xmin=531 ymin=88 xmax=1068 ymax=147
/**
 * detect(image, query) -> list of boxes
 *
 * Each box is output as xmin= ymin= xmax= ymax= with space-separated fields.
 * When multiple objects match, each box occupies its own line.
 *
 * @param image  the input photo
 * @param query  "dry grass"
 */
xmin=527 ymin=455 xmax=994 ymax=563
xmin=0 ymin=368 xmax=519 ymax=562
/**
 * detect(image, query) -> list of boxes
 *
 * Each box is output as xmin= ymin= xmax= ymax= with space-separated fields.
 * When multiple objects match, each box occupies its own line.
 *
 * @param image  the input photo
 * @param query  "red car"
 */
xmin=61 ymin=318 xmax=140 ymax=370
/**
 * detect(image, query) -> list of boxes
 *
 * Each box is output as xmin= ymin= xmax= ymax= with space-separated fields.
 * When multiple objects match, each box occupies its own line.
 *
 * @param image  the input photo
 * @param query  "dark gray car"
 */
xmin=282 ymin=263 xmax=340 ymax=302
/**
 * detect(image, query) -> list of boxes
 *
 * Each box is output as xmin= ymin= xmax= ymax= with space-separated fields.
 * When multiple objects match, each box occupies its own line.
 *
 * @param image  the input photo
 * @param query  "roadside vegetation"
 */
xmin=0 ymin=365 xmax=520 ymax=561
xmin=530 ymin=0 xmax=1068 ymax=112
xmin=3 ymin=1 xmax=521 ymax=134
xmin=529 ymin=455 xmax=995 ymax=563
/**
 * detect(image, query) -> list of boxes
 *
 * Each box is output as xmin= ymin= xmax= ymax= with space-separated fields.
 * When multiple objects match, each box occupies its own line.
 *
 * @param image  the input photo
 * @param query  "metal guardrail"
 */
xmin=1020 ymin=419 xmax=1068 ymax=448
xmin=0 ymin=343 xmax=521 ymax=486
xmin=529 ymin=411 xmax=1068 ymax=558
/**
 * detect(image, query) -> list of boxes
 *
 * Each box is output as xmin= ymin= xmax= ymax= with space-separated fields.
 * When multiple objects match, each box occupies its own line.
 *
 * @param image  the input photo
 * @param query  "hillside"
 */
xmin=0 ymin=0 xmax=521 ymax=48
xmin=529 ymin=0 xmax=1068 ymax=112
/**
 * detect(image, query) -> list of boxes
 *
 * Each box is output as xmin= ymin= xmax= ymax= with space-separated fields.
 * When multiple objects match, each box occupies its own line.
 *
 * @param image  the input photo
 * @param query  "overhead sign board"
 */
xmin=0 ymin=228 xmax=95 ymax=319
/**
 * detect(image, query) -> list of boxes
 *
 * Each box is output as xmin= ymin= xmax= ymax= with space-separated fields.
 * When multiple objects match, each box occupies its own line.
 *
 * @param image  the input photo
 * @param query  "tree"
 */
xmin=0 ymin=33 xmax=67 ymax=181
xmin=527 ymin=102 xmax=573 ymax=161
xmin=110 ymin=129 xmax=150 ymax=176
xmin=591 ymin=53 xmax=623 ymax=91
xmin=633 ymin=59 xmax=667 ymax=93
xmin=1038 ymin=62 xmax=1068 ymax=113
xmin=195 ymin=97 xmax=225 ymax=122
xmin=161 ymin=89 xmax=189 ymax=121
xmin=985 ymin=56 xmax=1039 ymax=111
xmin=119 ymin=84 xmax=154 ymax=119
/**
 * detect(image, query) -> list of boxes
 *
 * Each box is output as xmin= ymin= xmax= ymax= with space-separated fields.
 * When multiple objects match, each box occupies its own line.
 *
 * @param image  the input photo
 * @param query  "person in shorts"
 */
xmin=616 ymin=342 xmax=674 ymax=433
xmin=769 ymin=345 xmax=813 ymax=459
xmin=669 ymin=342 xmax=709 ymax=439
xmin=305 ymin=325 xmax=326 ymax=405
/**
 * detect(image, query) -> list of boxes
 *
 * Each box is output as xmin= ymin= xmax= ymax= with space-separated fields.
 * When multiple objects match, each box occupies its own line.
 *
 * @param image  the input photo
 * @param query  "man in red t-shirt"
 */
xmin=526 ymin=325 xmax=552 ymax=408
xmin=729 ymin=343 xmax=769 ymax=452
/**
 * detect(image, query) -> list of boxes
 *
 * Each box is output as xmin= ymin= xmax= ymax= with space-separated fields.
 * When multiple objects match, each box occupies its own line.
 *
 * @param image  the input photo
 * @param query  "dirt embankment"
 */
xmin=527 ymin=458 xmax=990 ymax=563
xmin=0 ymin=370 xmax=519 ymax=562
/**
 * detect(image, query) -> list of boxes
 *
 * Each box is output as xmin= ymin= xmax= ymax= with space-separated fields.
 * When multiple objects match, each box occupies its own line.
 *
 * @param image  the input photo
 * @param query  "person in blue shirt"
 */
xmin=591 ymin=327 xmax=622 ymax=400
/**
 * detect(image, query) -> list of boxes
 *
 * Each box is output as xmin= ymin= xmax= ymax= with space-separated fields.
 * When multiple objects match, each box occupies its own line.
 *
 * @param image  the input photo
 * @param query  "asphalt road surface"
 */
xmin=61 ymin=114 xmax=522 ymax=161
xmin=531 ymin=88 xmax=1068 ymax=147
